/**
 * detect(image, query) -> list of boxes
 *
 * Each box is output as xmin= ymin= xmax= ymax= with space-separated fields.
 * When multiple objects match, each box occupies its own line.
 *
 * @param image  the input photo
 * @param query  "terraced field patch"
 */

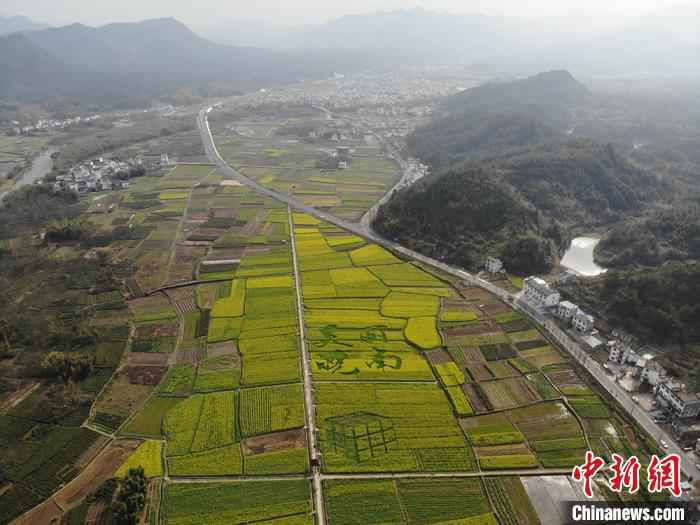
xmin=460 ymin=413 xmax=525 ymax=447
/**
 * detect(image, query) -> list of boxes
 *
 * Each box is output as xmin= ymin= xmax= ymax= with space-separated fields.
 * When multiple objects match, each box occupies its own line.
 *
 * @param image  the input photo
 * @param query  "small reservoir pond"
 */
xmin=560 ymin=237 xmax=607 ymax=276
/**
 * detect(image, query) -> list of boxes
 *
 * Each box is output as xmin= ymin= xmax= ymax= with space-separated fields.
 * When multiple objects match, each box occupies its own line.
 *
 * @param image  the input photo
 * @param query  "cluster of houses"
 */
xmin=518 ymin=275 xmax=700 ymax=447
xmin=318 ymin=146 xmax=353 ymax=170
xmin=7 ymin=114 xmax=102 ymax=136
xmin=520 ymin=276 xmax=596 ymax=333
xmin=53 ymin=154 xmax=170 ymax=194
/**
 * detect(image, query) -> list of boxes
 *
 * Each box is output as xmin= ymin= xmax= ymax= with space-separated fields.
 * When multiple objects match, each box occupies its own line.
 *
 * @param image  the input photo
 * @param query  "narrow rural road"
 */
xmin=166 ymin=467 xmax=572 ymax=484
xmin=288 ymin=207 xmax=326 ymax=525
xmin=320 ymin=468 xmax=572 ymax=480
xmin=198 ymin=104 xmax=700 ymax=481
xmin=310 ymin=104 xmax=417 ymax=232
xmin=163 ymin=165 xmax=217 ymax=284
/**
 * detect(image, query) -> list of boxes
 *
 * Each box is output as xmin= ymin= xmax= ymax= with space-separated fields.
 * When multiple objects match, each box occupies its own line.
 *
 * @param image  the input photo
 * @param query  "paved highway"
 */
xmin=198 ymin=104 xmax=699 ymax=482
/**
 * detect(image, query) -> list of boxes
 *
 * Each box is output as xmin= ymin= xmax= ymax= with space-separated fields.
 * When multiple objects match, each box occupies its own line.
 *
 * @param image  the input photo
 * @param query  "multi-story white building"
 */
xmin=656 ymin=382 xmax=700 ymax=419
xmin=485 ymin=256 xmax=503 ymax=274
xmin=557 ymin=300 xmax=578 ymax=320
xmin=523 ymin=277 xmax=560 ymax=307
xmin=572 ymin=309 xmax=595 ymax=333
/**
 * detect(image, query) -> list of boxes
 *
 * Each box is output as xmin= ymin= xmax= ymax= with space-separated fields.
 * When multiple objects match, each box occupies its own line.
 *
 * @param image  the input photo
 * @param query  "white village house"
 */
xmin=523 ymin=277 xmax=560 ymax=307
xmin=484 ymin=256 xmax=503 ymax=274
xmin=640 ymin=361 xmax=668 ymax=386
xmin=607 ymin=340 xmax=626 ymax=363
xmin=656 ymin=382 xmax=700 ymax=419
xmin=572 ymin=309 xmax=595 ymax=333
xmin=556 ymin=300 xmax=578 ymax=320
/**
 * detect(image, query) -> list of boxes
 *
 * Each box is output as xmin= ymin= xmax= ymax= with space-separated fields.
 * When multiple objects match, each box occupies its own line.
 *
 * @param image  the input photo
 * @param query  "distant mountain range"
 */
xmin=197 ymin=7 xmax=700 ymax=77
xmin=2 ymin=7 xmax=698 ymax=108
xmin=0 ymin=14 xmax=45 ymax=35
xmin=0 ymin=17 xmax=327 ymax=106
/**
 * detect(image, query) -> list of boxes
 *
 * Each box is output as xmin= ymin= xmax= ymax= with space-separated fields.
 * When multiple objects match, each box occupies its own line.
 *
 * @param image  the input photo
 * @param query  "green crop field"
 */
xmin=405 ymin=316 xmax=442 ymax=349
xmin=0 ymin=129 xmax=658 ymax=525
xmin=484 ymin=478 xmax=541 ymax=525
xmin=159 ymin=364 xmax=196 ymax=396
xmin=122 ymin=396 xmax=184 ymax=436
xmin=507 ymin=401 xmax=584 ymax=442
xmin=167 ymin=443 xmax=243 ymax=476
xmin=315 ymin=383 xmax=474 ymax=473
xmin=369 ymin=263 xmax=445 ymax=287
xmin=306 ymin=308 xmax=407 ymax=329
xmin=325 ymin=479 xmax=498 ymax=525
xmin=381 ymin=291 xmax=440 ymax=318
xmin=211 ymin=279 xmax=246 ymax=317
xmin=398 ymin=479 xmax=494 ymax=524
xmin=325 ymin=480 xmax=405 ymax=525
xmin=349 ymin=245 xmax=401 ymax=266
xmin=240 ymin=384 xmax=305 ymax=437
xmin=244 ymin=448 xmax=308 ymax=475
xmin=190 ymin=391 xmax=236 ymax=452
xmin=0 ymin=419 xmax=100 ymax=522
xmin=460 ymin=413 xmax=525 ymax=447
xmin=116 ymin=439 xmax=163 ymax=478
xmin=164 ymin=480 xmax=312 ymax=525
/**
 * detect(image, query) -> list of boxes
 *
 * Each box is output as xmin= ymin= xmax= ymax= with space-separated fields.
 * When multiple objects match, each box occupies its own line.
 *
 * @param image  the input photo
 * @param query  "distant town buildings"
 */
xmin=336 ymin=146 xmax=352 ymax=169
xmin=8 ymin=114 xmax=102 ymax=136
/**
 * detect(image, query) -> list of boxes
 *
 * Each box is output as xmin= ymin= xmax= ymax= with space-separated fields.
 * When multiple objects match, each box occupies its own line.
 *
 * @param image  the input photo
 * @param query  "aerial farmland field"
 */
xmin=0 ymin=96 xmax=672 ymax=525
xmin=210 ymin=105 xmax=402 ymax=222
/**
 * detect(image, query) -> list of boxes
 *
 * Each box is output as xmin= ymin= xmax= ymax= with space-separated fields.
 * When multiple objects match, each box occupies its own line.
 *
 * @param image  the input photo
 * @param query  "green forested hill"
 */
xmin=445 ymin=70 xmax=589 ymax=129
xmin=374 ymin=140 xmax=661 ymax=274
xmin=407 ymin=112 xmax=557 ymax=169
xmin=596 ymin=205 xmax=700 ymax=268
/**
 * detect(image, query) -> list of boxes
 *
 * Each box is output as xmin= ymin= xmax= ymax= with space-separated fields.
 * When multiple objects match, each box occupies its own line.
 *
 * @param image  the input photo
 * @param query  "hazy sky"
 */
xmin=1 ymin=0 xmax=692 ymax=26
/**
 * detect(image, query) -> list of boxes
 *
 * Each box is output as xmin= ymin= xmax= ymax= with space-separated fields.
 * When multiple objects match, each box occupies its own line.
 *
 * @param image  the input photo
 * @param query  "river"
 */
xmin=560 ymin=236 xmax=607 ymax=276
xmin=0 ymin=148 xmax=57 ymax=203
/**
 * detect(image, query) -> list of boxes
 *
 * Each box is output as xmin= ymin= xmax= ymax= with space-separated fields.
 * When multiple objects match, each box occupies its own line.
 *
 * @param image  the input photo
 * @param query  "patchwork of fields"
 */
xmin=288 ymin=214 xmax=663 ymax=497
xmin=211 ymin=106 xmax=402 ymax=222
xmin=1 ymin=156 xmax=666 ymax=524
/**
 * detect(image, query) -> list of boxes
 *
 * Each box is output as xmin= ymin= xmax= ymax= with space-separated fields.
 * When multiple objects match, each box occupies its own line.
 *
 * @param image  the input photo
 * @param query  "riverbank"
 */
xmin=0 ymin=147 xmax=58 ymax=203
